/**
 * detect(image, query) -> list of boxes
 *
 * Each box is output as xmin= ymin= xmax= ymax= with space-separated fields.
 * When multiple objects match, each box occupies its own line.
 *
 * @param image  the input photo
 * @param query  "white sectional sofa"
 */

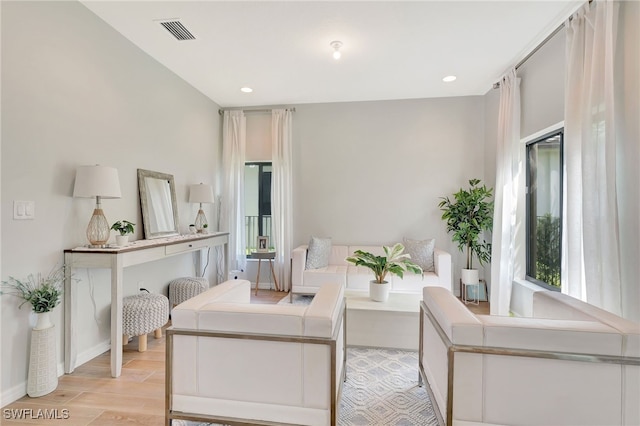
xmin=167 ymin=279 xmax=346 ymax=426
xmin=420 ymin=287 xmax=640 ymax=426
xmin=291 ymin=244 xmax=452 ymax=297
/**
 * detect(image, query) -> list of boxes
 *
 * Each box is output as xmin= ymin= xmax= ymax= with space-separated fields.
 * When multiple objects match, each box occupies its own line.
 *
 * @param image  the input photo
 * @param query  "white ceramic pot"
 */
xmin=115 ymin=235 xmax=129 ymax=247
xmin=369 ymin=280 xmax=390 ymax=302
xmin=34 ymin=311 xmax=53 ymax=330
xmin=461 ymin=268 xmax=479 ymax=285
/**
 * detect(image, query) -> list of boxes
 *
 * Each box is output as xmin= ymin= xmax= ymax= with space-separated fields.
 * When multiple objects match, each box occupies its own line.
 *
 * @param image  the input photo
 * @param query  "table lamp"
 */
xmin=189 ymin=183 xmax=214 ymax=233
xmin=73 ymin=165 xmax=121 ymax=247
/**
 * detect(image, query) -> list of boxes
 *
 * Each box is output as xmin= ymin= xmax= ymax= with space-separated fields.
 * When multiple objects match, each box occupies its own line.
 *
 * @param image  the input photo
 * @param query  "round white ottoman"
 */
xmin=169 ymin=277 xmax=209 ymax=307
xmin=122 ymin=292 xmax=169 ymax=352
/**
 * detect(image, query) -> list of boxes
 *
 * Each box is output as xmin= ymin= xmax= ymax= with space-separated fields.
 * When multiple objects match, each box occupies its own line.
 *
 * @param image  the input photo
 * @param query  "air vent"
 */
xmin=159 ymin=20 xmax=195 ymax=41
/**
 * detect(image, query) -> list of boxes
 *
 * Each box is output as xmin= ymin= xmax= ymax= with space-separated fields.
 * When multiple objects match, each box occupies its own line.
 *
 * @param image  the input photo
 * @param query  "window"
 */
xmin=526 ymin=130 xmax=563 ymax=289
xmin=245 ymin=162 xmax=272 ymax=256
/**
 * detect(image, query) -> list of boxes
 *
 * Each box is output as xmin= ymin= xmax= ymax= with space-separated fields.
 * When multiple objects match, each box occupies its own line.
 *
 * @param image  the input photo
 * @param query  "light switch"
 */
xmin=13 ymin=201 xmax=35 ymax=220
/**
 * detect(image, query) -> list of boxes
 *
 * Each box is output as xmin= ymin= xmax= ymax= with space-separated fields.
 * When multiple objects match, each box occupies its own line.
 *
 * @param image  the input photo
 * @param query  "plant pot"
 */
xmin=461 ymin=268 xmax=479 ymax=285
xmin=369 ymin=280 xmax=390 ymax=302
xmin=115 ymin=235 xmax=129 ymax=247
xmin=34 ymin=311 xmax=53 ymax=330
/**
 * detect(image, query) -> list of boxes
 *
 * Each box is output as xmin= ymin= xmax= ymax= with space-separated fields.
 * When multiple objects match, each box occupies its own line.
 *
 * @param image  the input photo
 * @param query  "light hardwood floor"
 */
xmin=1 ymin=289 xmax=487 ymax=425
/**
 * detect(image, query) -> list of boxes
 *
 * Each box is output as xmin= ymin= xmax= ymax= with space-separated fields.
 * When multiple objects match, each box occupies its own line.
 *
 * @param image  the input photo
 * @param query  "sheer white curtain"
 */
xmin=563 ymin=1 xmax=621 ymax=314
xmin=271 ymin=109 xmax=293 ymax=291
xmin=221 ymin=110 xmax=247 ymax=273
xmin=490 ymin=69 xmax=522 ymax=316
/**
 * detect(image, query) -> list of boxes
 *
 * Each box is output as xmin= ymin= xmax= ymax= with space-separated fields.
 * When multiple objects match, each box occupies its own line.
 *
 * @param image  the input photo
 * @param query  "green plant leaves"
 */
xmin=439 ymin=179 xmax=494 ymax=269
xmin=346 ymin=243 xmax=423 ymax=284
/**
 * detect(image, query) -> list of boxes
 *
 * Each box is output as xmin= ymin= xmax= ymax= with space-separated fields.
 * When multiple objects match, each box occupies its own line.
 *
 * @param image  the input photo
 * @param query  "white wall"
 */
xmin=292 ymin=97 xmax=486 ymax=288
xmin=1 ymin=1 xmax=221 ymax=403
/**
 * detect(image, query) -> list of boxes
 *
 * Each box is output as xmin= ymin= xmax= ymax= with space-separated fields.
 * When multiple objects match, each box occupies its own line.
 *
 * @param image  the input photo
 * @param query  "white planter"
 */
xmin=461 ymin=269 xmax=479 ymax=285
xmin=34 ymin=311 xmax=53 ymax=330
xmin=369 ymin=280 xmax=390 ymax=302
xmin=28 ymin=313 xmax=57 ymax=397
xmin=115 ymin=235 xmax=129 ymax=247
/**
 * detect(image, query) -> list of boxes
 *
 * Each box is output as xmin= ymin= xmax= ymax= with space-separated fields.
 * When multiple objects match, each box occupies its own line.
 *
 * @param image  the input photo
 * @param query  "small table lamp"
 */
xmin=189 ymin=183 xmax=214 ymax=233
xmin=73 ymin=165 xmax=121 ymax=247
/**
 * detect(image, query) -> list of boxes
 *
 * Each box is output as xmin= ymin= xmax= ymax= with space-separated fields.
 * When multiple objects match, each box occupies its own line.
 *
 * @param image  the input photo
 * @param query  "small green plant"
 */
xmin=203 ymin=224 xmax=208 ymax=229
xmin=1 ymin=266 xmax=66 ymax=313
xmin=438 ymin=179 xmax=494 ymax=269
xmin=346 ymin=243 xmax=423 ymax=284
xmin=111 ymin=220 xmax=135 ymax=236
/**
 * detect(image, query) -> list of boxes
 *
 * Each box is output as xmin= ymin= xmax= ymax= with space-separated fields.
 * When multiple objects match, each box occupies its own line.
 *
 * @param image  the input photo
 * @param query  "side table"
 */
xmin=459 ymin=278 xmax=488 ymax=304
xmin=253 ymin=251 xmax=279 ymax=295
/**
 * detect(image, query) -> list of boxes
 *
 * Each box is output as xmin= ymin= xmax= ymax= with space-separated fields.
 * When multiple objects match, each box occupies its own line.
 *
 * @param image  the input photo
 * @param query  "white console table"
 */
xmin=64 ymin=232 xmax=229 ymax=378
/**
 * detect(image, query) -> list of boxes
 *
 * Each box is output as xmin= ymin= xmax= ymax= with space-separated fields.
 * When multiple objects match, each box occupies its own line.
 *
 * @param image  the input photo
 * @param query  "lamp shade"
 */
xmin=189 ymin=183 xmax=214 ymax=204
xmin=73 ymin=165 xmax=121 ymax=198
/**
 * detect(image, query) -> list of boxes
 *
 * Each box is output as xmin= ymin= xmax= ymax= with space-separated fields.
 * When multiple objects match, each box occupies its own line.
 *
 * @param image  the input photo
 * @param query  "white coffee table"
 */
xmin=345 ymin=290 xmax=421 ymax=350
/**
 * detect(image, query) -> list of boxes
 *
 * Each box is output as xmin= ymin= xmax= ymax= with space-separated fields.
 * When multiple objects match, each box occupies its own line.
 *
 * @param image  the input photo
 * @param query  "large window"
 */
xmin=526 ymin=130 xmax=563 ymax=289
xmin=245 ymin=162 xmax=272 ymax=256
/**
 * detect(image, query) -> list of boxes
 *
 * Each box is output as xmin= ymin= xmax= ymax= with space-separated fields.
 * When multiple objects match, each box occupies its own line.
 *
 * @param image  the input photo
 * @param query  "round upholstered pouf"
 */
xmin=122 ymin=293 xmax=169 ymax=352
xmin=169 ymin=277 xmax=209 ymax=307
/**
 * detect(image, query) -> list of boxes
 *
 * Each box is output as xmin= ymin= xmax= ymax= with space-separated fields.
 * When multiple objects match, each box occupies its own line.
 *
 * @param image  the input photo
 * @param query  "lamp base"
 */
xmin=87 ymin=208 xmax=110 ymax=246
xmin=194 ymin=209 xmax=208 ymax=234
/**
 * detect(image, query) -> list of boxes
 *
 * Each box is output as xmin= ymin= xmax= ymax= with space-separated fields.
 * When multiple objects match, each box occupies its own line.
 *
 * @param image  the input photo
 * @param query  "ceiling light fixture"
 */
xmin=240 ymin=87 xmax=253 ymax=93
xmin=443 ymin=75 xmax=457 ymax=82
xmin=330 ymin=41 xmax=343 ymax=60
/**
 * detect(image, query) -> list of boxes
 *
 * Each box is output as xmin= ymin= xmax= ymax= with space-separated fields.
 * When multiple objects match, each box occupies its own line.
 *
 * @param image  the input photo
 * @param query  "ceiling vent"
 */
xmin=159 ymin=20 xmax=195 ymax=41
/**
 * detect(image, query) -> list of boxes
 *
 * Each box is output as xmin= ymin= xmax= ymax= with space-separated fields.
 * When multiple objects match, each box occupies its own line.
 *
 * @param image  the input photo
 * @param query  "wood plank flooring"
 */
xmin=1 ymin=289 xmax=487 ymax=425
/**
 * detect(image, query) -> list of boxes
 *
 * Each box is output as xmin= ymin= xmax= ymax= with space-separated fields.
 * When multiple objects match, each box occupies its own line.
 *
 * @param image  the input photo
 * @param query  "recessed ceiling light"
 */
xmin=240 ymin=87 xmax=253 ymax=93
xmin=442 ymin=75 xmax=457 ymax=83
xmin=330 ymin=41 xmax=343 ymax=60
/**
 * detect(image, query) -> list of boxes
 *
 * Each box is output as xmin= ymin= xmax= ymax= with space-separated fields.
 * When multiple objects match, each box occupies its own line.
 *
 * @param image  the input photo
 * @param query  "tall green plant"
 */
xmin=438 ymin=179 xmax=494 ymax=269
xmin=535 ymin=213 xmax=561 ymax=287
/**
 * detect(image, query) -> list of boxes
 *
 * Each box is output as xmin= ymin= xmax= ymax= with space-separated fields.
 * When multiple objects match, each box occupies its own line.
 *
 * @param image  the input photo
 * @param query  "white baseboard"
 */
xmin=1 ymin=382 xmax=27 ymax=407
xmin=75 ymin=341 xmax=110 ymax=368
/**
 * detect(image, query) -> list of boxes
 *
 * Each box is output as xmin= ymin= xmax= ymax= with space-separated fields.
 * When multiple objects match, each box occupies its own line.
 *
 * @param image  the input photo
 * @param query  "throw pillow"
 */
xmin=403 ymin=238 xmax=435 ymax=272
xmin=306 ymin=237 xmax=332 ymax=270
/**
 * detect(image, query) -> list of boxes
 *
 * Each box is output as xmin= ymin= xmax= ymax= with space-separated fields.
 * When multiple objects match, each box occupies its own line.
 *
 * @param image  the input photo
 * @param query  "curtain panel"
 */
xmin=563 ymin=0 xmax=622 ymax=315
xmin=221 ymin=110 xmax=247 ymax=272
xmin=490 ymin=69 xmax=522 ymax=316
xmin=271 ymin=109 xmax=293 ymax=291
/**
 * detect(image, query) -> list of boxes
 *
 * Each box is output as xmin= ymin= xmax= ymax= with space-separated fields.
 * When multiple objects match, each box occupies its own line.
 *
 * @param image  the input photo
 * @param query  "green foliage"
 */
xmin=111 ymin=220 xmax=135 ymax=236
xmin=535 ymin=213 xmax=561 ymax=287
xmin=438 ymin=179 xmax=494 ymax=269
xmin=346 ymin=243 xmax=423 ymax=284
xmin=1 ymin=266 xmax=66 ymax=313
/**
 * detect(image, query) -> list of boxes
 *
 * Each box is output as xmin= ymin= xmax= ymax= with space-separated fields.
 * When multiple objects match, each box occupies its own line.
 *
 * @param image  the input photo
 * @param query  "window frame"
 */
xmin=525 ymin=128 xmax=564 ymax=291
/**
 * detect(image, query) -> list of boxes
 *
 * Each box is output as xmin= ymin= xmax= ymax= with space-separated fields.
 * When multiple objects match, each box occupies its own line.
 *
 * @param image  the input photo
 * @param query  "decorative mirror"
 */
xmin=137 ymin=169 xmax=180 ymax=239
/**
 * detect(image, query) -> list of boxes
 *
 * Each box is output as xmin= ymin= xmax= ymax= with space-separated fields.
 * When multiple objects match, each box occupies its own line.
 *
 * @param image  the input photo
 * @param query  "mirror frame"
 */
xmin=137 ymin=169 xmax=180 ymax=239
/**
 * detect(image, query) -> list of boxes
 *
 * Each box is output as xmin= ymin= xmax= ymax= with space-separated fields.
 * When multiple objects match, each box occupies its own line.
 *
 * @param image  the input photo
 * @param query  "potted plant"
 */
xmin=438 ymin=178 xmax=494 ymax=288
xmin=1 ymin=265 xmax=65 ymax=326
xmin=346 ymin=243 xmax=423 ymax=302
xmin=111 ymin=220 xmax=135 ymax=247
xmin=1 ymin=265 xmax=67 ymax=397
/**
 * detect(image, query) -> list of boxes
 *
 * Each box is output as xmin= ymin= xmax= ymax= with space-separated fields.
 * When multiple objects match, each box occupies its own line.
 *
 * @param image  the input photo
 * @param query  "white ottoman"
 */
xmin=169 ymin=277 xmax=209 ymax=307
xmin=122 ymin=292 xmax=169 ymax=352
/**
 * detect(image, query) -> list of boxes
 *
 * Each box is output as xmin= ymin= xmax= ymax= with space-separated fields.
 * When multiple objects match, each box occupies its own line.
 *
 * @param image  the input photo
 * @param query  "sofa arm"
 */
xmin=433 ymin=248 xmax=452 ymax=291
xmin=291 ymin=245 xmax=308 ymax=287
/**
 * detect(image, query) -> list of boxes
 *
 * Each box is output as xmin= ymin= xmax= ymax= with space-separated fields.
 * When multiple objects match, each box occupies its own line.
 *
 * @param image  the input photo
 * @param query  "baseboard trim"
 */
xmin=76 ymin=341 xmax=111 ymax=368
xmin=1 ymin=382 xmax=27 ymax=407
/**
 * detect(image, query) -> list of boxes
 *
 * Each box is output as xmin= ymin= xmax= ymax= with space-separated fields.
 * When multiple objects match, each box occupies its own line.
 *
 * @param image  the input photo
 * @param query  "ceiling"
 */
xmin=81 ymin=1 xmax=583 ymax=108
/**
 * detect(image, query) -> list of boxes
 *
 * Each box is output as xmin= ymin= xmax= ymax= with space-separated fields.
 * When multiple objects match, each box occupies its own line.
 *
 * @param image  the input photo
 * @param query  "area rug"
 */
xmin=277 ymin=293 xmax=314 ymax=305
xmin=173 ymin=346 xmax=438 ymax=426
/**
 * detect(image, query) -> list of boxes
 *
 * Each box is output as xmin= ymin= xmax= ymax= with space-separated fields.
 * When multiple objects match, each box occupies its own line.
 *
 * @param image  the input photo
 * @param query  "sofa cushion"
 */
xmin=306 ymin=236 xmax=332 ymax=269
xmin=403 ymin=238 xmax=435 ymax=272
xmin=478 ymin=314 xmax=623 ymax=356
xmin=302 ymin=265 xmax=347 ymax=288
